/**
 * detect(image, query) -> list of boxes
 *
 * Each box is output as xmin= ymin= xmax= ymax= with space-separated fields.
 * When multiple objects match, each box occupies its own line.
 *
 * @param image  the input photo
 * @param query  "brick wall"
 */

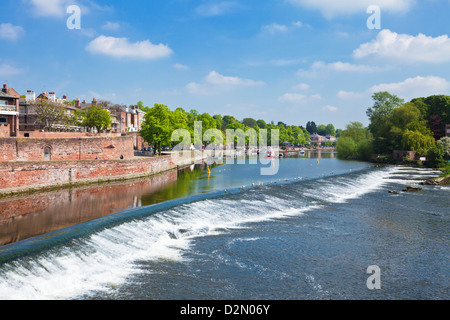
xmin=0 ymin=170 xmax=178 ymax=245
xmin=0 ymin=136 xmax=134 ymax=162
xmin=0 ymin=123 xmax=10 ymax=138
xmin=0 ymin=156 xmax=177 ymax=194
xmin=17 ymin=131 xmax=123 ymax=138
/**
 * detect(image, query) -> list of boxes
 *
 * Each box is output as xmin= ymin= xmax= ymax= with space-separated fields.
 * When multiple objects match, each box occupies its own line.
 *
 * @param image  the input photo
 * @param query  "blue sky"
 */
xmin=1 ymin=0 xmax=450 ymax=129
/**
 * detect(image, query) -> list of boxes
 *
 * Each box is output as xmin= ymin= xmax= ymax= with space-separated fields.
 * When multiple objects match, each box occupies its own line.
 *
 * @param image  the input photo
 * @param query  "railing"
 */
xmin=0 ymin=105 xmax=16 ymax=112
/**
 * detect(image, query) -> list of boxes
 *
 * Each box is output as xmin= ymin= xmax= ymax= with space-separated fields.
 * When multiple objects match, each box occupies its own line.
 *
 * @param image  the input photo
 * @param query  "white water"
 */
xmin=0 ymin=165 xmax=436 ymax=300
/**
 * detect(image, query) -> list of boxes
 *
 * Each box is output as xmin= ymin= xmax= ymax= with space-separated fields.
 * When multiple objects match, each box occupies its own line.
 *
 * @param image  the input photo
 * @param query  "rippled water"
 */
xmin=0 ymin=158 xmax=448 ymax=300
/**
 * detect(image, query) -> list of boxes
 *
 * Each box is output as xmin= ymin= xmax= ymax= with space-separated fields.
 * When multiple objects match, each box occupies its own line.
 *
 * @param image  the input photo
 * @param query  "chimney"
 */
xmin=26 ymin=90 xmax=36 ymax=102
xmin=2 ymin=84 xmax=7 ymax=93
xmin=92 ymin=97 xmax=97 ymax=105
xmin=75 ymin=98 xmax=80 ymax=108
xmin=48 ymin=92 xmax=56 ymax=102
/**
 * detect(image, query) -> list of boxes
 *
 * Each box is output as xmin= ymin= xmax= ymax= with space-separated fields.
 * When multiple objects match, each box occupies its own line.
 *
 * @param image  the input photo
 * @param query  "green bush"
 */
xmin=426 ymin=144 xmax=445 ymax=168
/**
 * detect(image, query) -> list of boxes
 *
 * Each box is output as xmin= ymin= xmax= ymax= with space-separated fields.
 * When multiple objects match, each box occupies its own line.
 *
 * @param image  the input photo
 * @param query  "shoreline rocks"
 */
xmin=402 ymin=186 xmax=422 ymax=192
xmin=420 ymin=176 xmax=450 ymax=186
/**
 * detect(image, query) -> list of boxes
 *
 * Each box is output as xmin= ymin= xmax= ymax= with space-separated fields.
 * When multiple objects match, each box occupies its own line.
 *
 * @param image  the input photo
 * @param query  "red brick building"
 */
xmin=0 ymin=84 xmax=20 ymax=137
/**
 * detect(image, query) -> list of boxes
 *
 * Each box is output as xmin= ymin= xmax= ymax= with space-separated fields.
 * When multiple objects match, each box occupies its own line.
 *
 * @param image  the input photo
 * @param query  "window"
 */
xmin=0 ymin=117 xmax=7 ymax=123
xmin=44 ymin=147 xmax=51 ymax=161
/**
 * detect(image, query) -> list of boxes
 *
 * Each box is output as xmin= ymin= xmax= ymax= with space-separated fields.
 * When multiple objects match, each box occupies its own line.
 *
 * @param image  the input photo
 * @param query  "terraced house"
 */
xmin=0 ymin=84 xmax=20 ymax=138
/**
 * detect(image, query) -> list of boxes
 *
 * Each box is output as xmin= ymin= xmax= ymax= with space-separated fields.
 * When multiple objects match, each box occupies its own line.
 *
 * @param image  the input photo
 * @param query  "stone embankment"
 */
xmin=0 ymin=151 xmax=208 ymax=197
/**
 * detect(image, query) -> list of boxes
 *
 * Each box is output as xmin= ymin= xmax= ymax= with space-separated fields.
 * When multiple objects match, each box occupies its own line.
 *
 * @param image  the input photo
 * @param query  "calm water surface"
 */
xmin=0 ymin=153 xmax=448 ymax=300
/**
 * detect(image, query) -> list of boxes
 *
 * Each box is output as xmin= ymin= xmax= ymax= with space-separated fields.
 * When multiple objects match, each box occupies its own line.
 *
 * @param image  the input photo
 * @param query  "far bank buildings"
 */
xmin=0 ymin=83 xmax=145 ymax=139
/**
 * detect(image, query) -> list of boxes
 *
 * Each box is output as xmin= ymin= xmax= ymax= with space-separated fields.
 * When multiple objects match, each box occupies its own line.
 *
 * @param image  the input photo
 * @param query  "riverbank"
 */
xmin=0 ymin=151 xmax=208 ymax=199
xmin=420 ymin=163 xmax=450 ymax=185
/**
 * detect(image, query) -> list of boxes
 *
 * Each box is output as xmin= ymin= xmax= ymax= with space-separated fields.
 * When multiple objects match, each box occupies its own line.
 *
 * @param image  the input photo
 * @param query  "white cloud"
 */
xmin=368 ymin=76 xmax=450 ymax=100
xmin=287 ymin=0 xmax=414 ymax=18
xmin=315 ymin=61 xmax=387 ymax=72
xmin=29 ymin=0 xmax=73 ymax=17
xmin=0 ymin=64 xmax=24 ymax=76
xmin=322 ymin=105 xmax=338 ymax=112
xmin=205 ymin=70 xmax=264 ymax=86
xmin=196 ymin=1 xmax=237 ymax=16
xmin=262 ymin=23 xmax=289 ymax=34
xmin=278 ymin=93 xmax=307 ymax=104
xmin=337 ymin=90 xmax=364 ymax=100
xmin=262 ymin=21 xmax=304 ymax=34
xmin=28 ymin=0 xmax=111 ymax=18
xmin=86 ymin=35 xmax=173 ymax=60
xmin=298 ymin=60 xmax=388 ymax=77
xmin=173 ymin=63 xmax=189 ymax=70
xmin=101 ymin=22 xmax=120 ymax=31
xmin=246 ymin=58 xmax=304 ymax=67
xmin=294 ymin=83 xmax=310 ymax=91
xmin=336 ymin=75 xmax=450 ymax=102
xmin=354 ymin=29 xmax=450 ymax=63
xmin=186 ymin=70 xmax=264 ymax=95
xmin=278 ymin=92 xmax=321 ymax=104
xmin=0 ymin=23 xmax=24 ymax=41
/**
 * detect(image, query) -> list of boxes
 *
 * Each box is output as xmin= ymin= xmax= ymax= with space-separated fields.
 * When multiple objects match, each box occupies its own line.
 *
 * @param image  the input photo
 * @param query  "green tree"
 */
xmin=426 ymin=143 xmax=445 ymax=168
xmin=140 ymin=103 xmax=173 ymax=155
xmin=317 ymin=124 xmax=327 ymax=136
xmin=242 ymin=118 xmax=257 ymax=128
xmin=256 ymin=119 xmax=267 ymax=129
xmin=367 ymin=92 xmax=404 ymax=153
xmin=336 ymin=122 xmax=373 ymax=160
xmin=325 ymin=124 xmax=336 ymax=136
xmin=401 ymin=129 xmax=435 ymax=155
xmin=82 ymin=105 xmax=112 ymax=133
xmin=306 ymin=121 xmax=317 ymax=134
xmin=437 ymin=136 xmax=450 ymax=159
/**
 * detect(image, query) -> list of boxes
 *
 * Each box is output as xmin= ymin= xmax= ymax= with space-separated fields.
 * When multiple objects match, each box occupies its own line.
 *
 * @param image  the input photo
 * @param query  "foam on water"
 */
xmin=0 ymin=165 xmax=443 ymax=300
xmin=302 ymin=166 xmax=395 ymax=203
xmin=0 ymin=186 xmax=312 ymax=300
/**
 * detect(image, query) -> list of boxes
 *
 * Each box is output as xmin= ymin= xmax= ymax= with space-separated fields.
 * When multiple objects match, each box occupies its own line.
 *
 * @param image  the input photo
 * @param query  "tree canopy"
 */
xmin=338 ymin=91 xmax=450 ymax=164
xmin=139 ymin=103 xmax=312 ymax=152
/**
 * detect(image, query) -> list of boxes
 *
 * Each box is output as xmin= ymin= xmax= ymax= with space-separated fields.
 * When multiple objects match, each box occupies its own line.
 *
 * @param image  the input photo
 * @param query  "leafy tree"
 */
xmin=426 ymin=143 xmax=445 ymax=168
xmin=317 ymin=124 xmax=327 ymax=136
xmin=411 ymin=95 xmax=450 ymax=140
xmin=401 ymin=129 xmax=435 ymax=155
xmin=82 ymin=105 xmax=112 ymax=133
xmin=336 ymin=122 xmax=373 ymax=160
xmin=367 ymin=92 xmax=404 ymax=152
xmin=242 ymin=118 xmax=257 ymax=128
xmin=325 ymin=124 xmax=336 ymax=136
xmin=437 ymin=136 xmax=450 ymax=159
xmin=213 ymin=114 xmax=223 ymax=130
xmin=140 ymin=104 xmax=173 ymax=155
xmin=306 ymin=121 xmax=317 ymax=134
xmin=29 ymin=99 xmax=66 ymax=131
xmin=366 ymin=91 xmax=404 ymax=120
xmin=256 ymin=119 xmax=267 ymax=129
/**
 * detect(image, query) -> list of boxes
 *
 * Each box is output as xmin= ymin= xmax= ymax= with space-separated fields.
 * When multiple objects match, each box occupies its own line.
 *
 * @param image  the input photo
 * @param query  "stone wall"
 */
xmin=0 ymin=136 xmax=134 ymax=162
xmin=0 ymin=156 xmax=177 ymax=194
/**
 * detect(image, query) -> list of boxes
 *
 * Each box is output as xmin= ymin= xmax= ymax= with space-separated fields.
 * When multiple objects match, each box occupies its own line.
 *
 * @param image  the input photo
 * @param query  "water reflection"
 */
xmin=0 ymin=169 xmax=178 ymax=246
xmin=0 ymin=151 xmax=340 ymax=247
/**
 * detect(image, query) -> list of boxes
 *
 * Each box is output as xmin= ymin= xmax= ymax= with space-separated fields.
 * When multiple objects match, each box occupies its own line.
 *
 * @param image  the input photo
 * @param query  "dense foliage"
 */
xmin=139 ymin=103 xmax=312 ymax=154
xmin=337 ymin=91 xmax=450 ymax=167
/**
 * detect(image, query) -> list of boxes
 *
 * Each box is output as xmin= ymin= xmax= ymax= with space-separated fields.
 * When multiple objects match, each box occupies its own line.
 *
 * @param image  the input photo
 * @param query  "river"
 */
xmin=0 ymin=152 xmax=448 ymax=300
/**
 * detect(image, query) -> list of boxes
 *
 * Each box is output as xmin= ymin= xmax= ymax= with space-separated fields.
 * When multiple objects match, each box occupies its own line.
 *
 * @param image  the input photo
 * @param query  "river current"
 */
xmin=0 ymin=155 xmax=448 ymax=300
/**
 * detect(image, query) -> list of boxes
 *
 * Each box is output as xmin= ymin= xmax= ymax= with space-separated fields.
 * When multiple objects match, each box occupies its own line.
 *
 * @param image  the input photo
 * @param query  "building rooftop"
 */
xmin=0 ymin=91 xmax=18 ymax=99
